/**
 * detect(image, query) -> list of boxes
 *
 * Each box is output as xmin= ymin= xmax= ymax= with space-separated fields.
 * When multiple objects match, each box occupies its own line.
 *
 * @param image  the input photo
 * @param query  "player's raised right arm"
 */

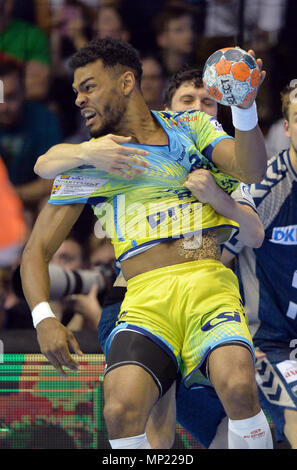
xmin=20 ymin=202 xmax=85 ymax=377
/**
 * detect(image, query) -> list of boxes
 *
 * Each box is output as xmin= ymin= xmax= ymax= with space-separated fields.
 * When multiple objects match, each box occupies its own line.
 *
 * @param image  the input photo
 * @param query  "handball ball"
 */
xmin=202 ymin=47 xmax=261 ymax=106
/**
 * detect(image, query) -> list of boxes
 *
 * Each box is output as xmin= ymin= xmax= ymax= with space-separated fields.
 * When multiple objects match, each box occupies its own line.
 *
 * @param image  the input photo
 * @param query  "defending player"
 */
xmin=222 ymin=84 xmax=297 ymax=449
xmin=20 ymin=38 xmax=271 ymax=449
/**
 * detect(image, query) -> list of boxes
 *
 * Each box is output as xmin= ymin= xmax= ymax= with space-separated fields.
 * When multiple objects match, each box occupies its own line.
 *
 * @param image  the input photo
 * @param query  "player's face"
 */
xmin=170 ymin=81 xmax=218 ymax=117
xmin=72 ymin=59 xmax=127 ymax=138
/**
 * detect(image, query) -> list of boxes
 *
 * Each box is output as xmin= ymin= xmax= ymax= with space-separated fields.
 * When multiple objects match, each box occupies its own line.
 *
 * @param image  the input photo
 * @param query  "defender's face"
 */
xmin=170 ymin=81 xmax=218 ymax=117
xmin=72 ymin=59 xmax=126 ymax=137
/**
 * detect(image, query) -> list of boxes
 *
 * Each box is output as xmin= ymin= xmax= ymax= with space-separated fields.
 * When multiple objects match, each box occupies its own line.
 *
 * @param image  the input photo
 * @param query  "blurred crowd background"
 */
xmin=0 ymin=0 xmax=294 ymax=337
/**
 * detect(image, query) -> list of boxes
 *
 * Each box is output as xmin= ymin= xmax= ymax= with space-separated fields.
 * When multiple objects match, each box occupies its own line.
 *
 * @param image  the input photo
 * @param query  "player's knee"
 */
xmin=104 ymin=397 xmax=145 ymax=434
xmin=223 ymin=376 xmax=259 ymax=414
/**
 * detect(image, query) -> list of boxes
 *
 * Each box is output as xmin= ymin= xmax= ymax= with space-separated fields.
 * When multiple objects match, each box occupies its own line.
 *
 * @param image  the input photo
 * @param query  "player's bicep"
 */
xmin=25 ymin=202 xmax=85 ymax=261
xmin=211 ymin=138 xmax=240 ymax=179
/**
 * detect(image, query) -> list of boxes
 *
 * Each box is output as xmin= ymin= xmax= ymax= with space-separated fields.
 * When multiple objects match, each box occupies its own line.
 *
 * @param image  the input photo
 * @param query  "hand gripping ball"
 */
xmin=202 ymin=47 xmax=261 ymax=106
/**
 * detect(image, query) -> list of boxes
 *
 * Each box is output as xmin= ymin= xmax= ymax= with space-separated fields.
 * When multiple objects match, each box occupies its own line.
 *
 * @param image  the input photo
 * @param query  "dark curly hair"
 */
xmin=69 ymin=37 xmax=143 ymax=86
xmin=164 ymin=66 xmax=203 ymax=108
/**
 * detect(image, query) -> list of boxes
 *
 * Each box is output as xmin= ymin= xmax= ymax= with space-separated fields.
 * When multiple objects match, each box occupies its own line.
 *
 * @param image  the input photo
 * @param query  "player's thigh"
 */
xmin=104 ymin=330 xmax=178 ymax=410
xmin=146 ymin=381 xmax=176 ymax=449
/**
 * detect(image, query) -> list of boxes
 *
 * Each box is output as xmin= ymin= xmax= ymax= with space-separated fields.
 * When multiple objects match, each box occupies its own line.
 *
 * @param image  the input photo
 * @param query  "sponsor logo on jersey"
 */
xmin=209 ymin=117 xmax=224 ymax=132
xmin=51 ymin=184 xmax=61 ymax=194
xmin=270 ymin=225 xmax=297 ymax=245
xmin=172 ymin=114 xmax=199 ymax=126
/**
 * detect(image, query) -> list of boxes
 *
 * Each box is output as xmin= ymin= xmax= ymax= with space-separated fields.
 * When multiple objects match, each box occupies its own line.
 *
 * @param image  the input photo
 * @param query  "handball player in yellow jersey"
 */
xmin=95 ymin=66 xmax=265 ymax=449
xmin=21 ymin=38 xmax=272 ymax=449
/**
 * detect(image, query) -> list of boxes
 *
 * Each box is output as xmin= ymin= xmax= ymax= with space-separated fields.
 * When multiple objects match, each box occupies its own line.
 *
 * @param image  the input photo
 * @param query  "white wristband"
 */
xmin=31 ymin=302 xmax=56 ymax=328
xmin=231 ymin=102 xmax=258 ymax=131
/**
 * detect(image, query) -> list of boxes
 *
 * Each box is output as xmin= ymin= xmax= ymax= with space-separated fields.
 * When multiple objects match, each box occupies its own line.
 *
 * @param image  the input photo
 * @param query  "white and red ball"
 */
xmin=202 ymin=47 xmax=261 ymax=106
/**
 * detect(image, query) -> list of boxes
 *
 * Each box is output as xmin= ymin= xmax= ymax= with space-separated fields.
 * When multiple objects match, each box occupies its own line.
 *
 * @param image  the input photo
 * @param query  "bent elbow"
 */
xmin=34 ymin=156 xmax=44 ymax=176
xmin=251 ymin=168 xmax=267 ymax=184
xmin=252 ymin=235 xmax=264 ymax=249
xmin=240 ymin=170 xmax=266 ymax=185
xmin=241 ymin=164 xmax=267 ymax=184
xmin=249 ymin=225 xmax=265 ymax=249
xmin=34 ymin=155 xmax=53 ymax=179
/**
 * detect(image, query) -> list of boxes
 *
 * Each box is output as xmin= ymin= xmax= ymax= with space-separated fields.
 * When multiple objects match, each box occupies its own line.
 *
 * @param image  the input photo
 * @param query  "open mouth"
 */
xmin=82 ymin=110 xmax=97 ymax=127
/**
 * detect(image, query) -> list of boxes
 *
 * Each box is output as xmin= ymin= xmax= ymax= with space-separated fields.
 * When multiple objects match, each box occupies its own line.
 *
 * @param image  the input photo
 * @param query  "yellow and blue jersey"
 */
xmin=49 ymin=110 xmax=240 ymax=260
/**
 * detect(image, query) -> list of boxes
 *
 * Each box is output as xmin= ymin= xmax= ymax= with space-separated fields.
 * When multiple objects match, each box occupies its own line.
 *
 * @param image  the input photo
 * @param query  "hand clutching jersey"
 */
xmin=49 ymin=110 xmax=240 ymax=260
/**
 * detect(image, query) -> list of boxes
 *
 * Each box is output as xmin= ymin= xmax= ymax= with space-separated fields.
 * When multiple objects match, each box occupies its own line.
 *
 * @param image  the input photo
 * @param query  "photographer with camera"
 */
xmin=10 ymin=235 xmax=115 ymax=332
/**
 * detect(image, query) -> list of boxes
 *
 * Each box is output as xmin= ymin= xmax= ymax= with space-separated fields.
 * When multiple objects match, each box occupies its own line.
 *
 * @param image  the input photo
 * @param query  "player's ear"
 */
xmin=120 ymin=71 xmax=135 ymax=96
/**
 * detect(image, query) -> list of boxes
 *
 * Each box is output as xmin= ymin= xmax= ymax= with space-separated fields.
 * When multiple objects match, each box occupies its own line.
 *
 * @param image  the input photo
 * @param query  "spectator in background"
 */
xmin=89 ymin=236 xmax=116 ymax=271
xmin=200 ymin=0 xmax=287 ymax=58
xmin=93 ymin=2 xmax=131 ymax=42
xmin=120 ymin=0 xmax=167 ymax=54
xmin=50 ymin=2 xmax=130 ymax=79
xmin=0 ymin=61 xmax=63 ymax=209
xmin=51 ymin=236 xmax=85 ymax=271
xmin=50 ymin=0 xmax=94 ymax=78
xmin=140 ymin=55 xmax=166 ymax=111
xmin=153 ymin=3 xmax=198 ymax=78
xmin=49 ymin=2 xmax=130 ymax=143
xmin=198 ymin=0 xmax=287 ymax=129
xmin=49 ymin=234 xmax=94 ymax=331
xmin=0 ymin=0 xmax=51 ymax=101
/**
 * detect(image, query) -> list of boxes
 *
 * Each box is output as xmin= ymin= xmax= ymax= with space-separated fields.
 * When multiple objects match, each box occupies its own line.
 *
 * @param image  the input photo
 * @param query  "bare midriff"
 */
xmin=121 ymin=230 xmax=221 ymax=280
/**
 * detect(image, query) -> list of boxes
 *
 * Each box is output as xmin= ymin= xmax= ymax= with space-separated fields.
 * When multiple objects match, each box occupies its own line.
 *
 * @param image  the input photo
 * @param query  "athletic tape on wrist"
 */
xmin=231 ymin=102 xmax=258 ymax=131
xmin=31 ymin=302 xmax=56 ymax=328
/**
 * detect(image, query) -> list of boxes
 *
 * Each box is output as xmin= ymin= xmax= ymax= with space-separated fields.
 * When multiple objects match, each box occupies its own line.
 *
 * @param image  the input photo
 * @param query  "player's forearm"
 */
xmin=207 ymin=189 xmax=264 ymax=247
xmin=20 ymin=243 xmax=51 ymax=310
xmin=228 ymin=201 xmax=264 ymax=247
xmin=34 ymin=143 xmax=86 ymax=179
xmin=234 ymin=124 xmax=267 ymax=183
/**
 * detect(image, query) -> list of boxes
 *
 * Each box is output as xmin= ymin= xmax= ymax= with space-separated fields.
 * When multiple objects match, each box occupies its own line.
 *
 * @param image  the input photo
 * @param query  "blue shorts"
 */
xmin=176 ymin=381 xmax=226 ymax=448
xmin=254 ymin=341 xmax=297 ymax=442
xmin=98 ymin=302 xmax=121 ymax=352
